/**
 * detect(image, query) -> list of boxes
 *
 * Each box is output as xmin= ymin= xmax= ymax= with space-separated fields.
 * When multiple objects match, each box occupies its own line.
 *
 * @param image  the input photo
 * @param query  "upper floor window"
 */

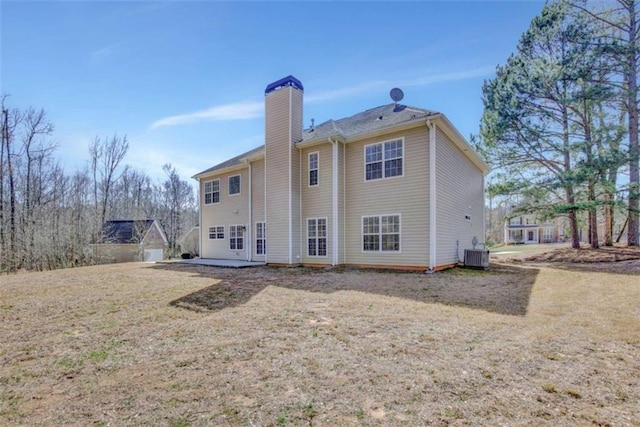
xmin=309 ymin=152 xmax=319 ymax=186
xmin=229 ymin=175 xmax=241 ymax=195
xmin=365 ymin=138 xmax=403 ymax=181
xmin=204 ymin=179 xmax=220 ymax=204
xmin=362 ymin=214 xmax=400 ymax=252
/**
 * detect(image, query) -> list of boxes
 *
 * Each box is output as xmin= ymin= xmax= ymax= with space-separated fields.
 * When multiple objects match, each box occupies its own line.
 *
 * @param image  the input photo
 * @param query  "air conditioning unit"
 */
xmin=464 ymin=249 xmax=490 ymax=270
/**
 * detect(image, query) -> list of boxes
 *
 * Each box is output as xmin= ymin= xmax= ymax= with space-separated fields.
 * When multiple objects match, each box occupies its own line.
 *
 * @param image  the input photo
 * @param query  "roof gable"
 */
xmin=102 ymin=220 xmax=157 ymax=244
xmin=193 ymin=103 xmax=438 ymax=178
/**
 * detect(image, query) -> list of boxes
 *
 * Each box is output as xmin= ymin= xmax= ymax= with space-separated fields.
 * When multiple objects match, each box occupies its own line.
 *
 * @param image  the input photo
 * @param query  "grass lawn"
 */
xmin=1 ymin=260 xmax=638 ymax=426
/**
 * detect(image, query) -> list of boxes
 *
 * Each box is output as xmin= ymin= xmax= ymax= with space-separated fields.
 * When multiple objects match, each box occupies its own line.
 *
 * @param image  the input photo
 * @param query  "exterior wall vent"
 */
xmin=464 ymin=249 xmax=489 ymax=270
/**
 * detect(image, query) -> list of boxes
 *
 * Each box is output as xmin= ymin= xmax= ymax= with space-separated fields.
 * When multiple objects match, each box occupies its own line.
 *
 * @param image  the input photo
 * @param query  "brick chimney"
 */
xmin=264 ymin=76 xmax=304 ymax=264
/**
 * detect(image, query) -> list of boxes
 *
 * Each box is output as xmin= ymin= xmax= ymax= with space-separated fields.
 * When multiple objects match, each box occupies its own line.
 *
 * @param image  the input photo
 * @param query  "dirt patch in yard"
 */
xmin=167 ymin=264 xmax=537 ymax=316
xmin=505 ymin=245 xmax=640 ymax=275
xmin=523 ymin=245 xmax=640 ymax=263
xmin=1 ymin=261 xmax=638 ymax=426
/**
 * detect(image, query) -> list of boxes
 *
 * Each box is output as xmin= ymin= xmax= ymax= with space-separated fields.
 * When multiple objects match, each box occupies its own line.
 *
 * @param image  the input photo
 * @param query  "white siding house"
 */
xmin=193 ymin=76 xmax=489 ymax=271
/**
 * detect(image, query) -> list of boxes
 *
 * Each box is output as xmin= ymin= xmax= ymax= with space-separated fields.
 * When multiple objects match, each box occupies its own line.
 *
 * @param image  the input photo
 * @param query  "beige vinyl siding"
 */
xmin=200 ymin=168 xmax=250 ymax=260
xmin=301 ymin=144 xmax=333 ymax=264
xmin=344 ymin=127 xmax=429 ymax=267
xmin=265 ymin=86 xmax=303 ymax=264
xmin=251 ymin=159 xmax=266 ymax=261
xmin=435 ymin=128 xmax=485 ymax=266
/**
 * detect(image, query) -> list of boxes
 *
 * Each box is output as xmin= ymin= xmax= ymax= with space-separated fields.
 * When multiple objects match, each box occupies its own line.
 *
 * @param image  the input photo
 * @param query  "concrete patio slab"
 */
xmin=162 ymin=258 xmax=265 ymax=268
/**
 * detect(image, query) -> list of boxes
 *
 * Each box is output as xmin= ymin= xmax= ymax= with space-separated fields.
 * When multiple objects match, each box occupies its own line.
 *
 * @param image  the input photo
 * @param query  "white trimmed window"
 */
xmin=307 ymin=218 xmax=327 ymax=257
xmin=256 ymin=222 xmax=266 ymax=255
xmin=229 ymin=175 xmax=241 ymax=195
xmin=309 ymin=152 xmax=319 ymax=186
xmin=543 ymin=228 xmax=553 ymax=241
xmin=208 ymin=226 xmax=224 ymax=239
xmin=362 ymin=215 xmax=400 ymax=252
xmin=229 ymin=225 xmax=244 ymax=250
xmin=365 ymin=138 xmax=403 ymax=181
xmin=204 ymin=179 xmax=220 ymax=204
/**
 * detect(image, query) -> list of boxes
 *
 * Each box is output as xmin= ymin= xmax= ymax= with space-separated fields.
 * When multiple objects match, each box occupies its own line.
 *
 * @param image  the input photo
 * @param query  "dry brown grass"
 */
xmin=1 ymin=260 xmax=638 ymax=426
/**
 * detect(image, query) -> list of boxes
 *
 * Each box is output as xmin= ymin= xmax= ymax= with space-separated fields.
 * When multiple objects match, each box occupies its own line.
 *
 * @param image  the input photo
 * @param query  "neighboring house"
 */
xmin=193 ymin=76 xmax=489 ymax=271
xmin=504 ymin=214 xmax=561 ymax=245
xmin=94 ymin=220 xmax=168 ymax=263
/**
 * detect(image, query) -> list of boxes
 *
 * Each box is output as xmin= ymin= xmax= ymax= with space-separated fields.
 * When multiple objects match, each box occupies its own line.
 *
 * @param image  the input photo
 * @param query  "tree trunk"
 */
xmin=0 ymin=107 xmax=6 ymax=264
xmin=6 ymin=117 xmax=16 ymax=270
xmin=588 ymin=183 xmax=599 ymax=249
xmin=567 ymin=187 xmax=581 ymax=249
xmin=603 ymin=192 xmax=613 ymax=246
xmin=626 ymin=0 xmax=639 ymax=246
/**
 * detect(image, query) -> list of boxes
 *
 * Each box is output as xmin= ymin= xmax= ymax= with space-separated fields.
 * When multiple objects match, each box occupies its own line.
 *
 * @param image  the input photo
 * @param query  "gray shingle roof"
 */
xmin=193 ymin=103 xmax=438 ymax=178
xmin=302 ymin=103 xmax=437 ymax=141
xmin=194 ymin=145 xmax=264 ymax=178
xmin=102 ymin=220 xmax=155 ymax=244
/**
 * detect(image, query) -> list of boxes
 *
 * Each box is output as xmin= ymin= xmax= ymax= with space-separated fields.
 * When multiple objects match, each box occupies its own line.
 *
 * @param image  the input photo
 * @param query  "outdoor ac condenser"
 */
xmin=464 ymin=249 xmax=490 ymax=270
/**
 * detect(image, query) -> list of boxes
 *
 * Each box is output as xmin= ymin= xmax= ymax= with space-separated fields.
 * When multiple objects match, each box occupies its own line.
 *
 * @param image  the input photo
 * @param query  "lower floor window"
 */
xmin=256 ymin=222 xmax=266 ymax=255
xmin=307 ymin=218 xmax=327 ymax=257
xmin=208 ymin=226 xmax=224 ymax=239
xmin=510 ymin=230 xmax=523 ymax=242
xmin=229 ymin=225 xmax=244 ymax=250
xmin=362 ymin=214 xmax=400 ymax=252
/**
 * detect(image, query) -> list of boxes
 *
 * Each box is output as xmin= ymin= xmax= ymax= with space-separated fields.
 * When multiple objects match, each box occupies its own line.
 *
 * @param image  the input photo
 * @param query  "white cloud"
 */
xmin=148 ymin=67 xmax=493 ymax=130
xmin=305 ymin=80 xmax=386 ymax=103
xmin=90 ymin=43 xmax=123 ymax=61
xmin=306 ymin=66 xmax=494 ymax=104
xmin=149 ymin=101 xmax=263 ymax=130
xmin=398 ymin=66 xmax=495 ymax=87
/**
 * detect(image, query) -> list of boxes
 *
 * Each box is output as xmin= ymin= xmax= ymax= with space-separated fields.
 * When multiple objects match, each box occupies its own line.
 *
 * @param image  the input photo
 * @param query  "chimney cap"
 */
xmin=265 ymin=75 xmax=304 ymax=95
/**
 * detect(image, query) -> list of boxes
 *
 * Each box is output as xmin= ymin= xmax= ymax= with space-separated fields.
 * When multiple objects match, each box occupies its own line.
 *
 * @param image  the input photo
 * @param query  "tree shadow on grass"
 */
xmin=157 ymin=263 xmax=539 ymax=316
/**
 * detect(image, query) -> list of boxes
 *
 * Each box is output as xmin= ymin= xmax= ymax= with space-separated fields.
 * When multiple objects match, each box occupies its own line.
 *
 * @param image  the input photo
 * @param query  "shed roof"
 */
xmin=102 ymin=220 xmax=157 ymax=244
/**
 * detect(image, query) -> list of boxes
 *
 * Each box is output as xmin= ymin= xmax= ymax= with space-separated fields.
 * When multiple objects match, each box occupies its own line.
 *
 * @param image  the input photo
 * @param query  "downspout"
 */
xmin=343 ymin=142 xmax=346 ymax=264
xmin=329 ymin=137 xmax=339 ymax=266
xmin=288 ymin=88 xmax=293 ymax=265
xmin=264 ymin=149 xmax=268 ymax=264
xmin=247 ymin=161 xmax=252 ymax=261
xmin=427 ymin=120 xmax=437 ymax=272
xmin=196 ymin=177 xmax=202 ymax=259
xmin=299 ymin=149 xmax=303 ymax=264
xmin=482 ymin=174 xmax=486 ymax=248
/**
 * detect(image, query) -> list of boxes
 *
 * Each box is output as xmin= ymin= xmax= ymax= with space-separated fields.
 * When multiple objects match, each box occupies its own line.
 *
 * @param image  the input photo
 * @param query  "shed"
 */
xmin=94 ymin=220 xmax=168 ymax=263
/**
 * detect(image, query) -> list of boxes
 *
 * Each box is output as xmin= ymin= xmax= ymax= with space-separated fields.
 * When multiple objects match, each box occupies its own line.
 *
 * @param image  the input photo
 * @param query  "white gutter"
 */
xmin=428 ymin=120 xmax=437 ymax=271
xmin=329 ymin=137 xmax=339 ymax=266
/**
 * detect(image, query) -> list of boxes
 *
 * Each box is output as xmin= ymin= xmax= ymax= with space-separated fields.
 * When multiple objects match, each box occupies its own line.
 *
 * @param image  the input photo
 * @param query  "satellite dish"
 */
xmin=390 ymin=88 xmax=404 ymax=103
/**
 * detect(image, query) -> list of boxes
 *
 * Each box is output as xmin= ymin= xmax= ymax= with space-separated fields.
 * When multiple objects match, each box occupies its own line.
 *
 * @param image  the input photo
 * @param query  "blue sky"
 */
xmin=2 ymin=1 xmax=544 ymax=183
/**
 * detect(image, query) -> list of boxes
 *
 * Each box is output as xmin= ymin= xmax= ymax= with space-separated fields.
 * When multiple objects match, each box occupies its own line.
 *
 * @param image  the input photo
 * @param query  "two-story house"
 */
xmin=504 ymin=214 xmax=561 ymax=244
xmin=193 ymin=76 xmax=489 ymax=271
